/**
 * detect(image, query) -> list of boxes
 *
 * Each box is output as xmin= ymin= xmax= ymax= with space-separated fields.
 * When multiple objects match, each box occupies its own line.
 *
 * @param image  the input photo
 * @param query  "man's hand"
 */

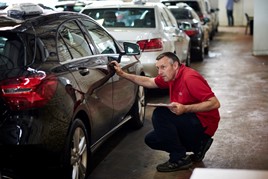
xmin=110 ymin=61 xmax=124 ymax=76
xmin=168 ymin=96 xmax=220 ymax=115
xmin=168 ymin=102 xmax=186 ymax=115
xmin=110 ymin=61 xmax=158 ymax=89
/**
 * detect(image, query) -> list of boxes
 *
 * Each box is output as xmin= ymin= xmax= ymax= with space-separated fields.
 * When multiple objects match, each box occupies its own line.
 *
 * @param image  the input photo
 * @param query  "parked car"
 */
xmin=54 ymin=0 xmax=90 ymax=12
xmin=210 ymin=5 xmax=219 ymax=33
xmin=162 ymin=0 xmax=214 ymax=40
xmin=203 ymin=0 xmax=217 ymax=39
xmin=80 ymin=0 xmax=190 ymax=77
xmin=0 ymin=3 xmax=145 ymax=179
xmin=0 ymin=2 xmax=7 ymax=10
xmin=167 ymin=3 xmax=209 ymax=61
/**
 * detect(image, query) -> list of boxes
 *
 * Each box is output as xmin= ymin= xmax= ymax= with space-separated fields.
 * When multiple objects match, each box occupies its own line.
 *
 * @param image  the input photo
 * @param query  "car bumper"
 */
xmin=139 ymin=51 xmax=162 ymax=77
xmin=0 ymin=111 xmax=69 ymax=152
xmin=0 ymin=144 xmax=62 ymax=168
xmin=190 ymin=36 xmax=202 ymax=51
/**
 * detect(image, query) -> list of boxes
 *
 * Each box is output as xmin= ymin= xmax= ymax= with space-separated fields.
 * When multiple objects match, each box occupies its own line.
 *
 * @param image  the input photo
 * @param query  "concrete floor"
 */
xmin=89 ymin=27 xmax=268 ymax=179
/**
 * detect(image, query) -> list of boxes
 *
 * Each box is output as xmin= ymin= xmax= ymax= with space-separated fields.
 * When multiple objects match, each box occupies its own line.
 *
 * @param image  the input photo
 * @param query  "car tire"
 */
xmin=204 ymin=36 xmax=209 ymax=56
xmin=209 ymin=30 xmax=214 ymax=41
xmin=194 ymin=42 xmax=204 ymax=61
xmin=128 ymin=85 xmax=146 ymax=129
xmin=204 ymin=46 xmax=209 ymax=55
xmin=63 ymin=118 xmax=91 ymax=179
xmin=185 ymin=43 xmax=191 ymax=67
xmin=204 ymin=43 xmax=209 ymax=55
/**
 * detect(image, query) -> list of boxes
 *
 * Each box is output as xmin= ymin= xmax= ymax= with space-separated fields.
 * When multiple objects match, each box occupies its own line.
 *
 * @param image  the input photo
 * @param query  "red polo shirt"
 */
xmin=154 ymin=64 xmax=220 ymax=136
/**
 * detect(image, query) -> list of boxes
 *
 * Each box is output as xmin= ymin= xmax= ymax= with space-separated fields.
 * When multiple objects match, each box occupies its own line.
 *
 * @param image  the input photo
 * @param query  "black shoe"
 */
xmin=156 ymin=156 xmax=193 ymax=172
xmin=190 ymin=138 xmax=213 ymax=162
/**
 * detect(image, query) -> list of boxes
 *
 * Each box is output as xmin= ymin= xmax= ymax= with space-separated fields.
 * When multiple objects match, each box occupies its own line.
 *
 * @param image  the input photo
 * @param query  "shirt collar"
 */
xmin=174 ymin=64 xmax=185 ymax=81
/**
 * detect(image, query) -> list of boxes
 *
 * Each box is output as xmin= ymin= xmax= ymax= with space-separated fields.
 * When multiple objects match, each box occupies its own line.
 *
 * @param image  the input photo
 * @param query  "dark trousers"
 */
xmin=227 ymin=10 xmax=234 ymax=26
xmin=144 ymin=107 xmax=206 ymax=163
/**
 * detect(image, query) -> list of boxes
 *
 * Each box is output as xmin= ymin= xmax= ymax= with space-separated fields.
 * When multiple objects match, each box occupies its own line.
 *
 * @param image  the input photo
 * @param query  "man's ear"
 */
xmin=173 ymin=61 xmax=180 ymax=68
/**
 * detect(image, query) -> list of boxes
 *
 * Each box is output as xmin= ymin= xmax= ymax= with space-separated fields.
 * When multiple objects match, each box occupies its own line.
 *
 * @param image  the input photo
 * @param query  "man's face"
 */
xmin=155 ymin=56 xmax=179 ymax=82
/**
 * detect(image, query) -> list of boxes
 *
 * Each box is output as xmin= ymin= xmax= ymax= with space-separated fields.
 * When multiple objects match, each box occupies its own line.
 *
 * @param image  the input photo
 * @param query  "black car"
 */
xmin=0 ymin=3 xmax=145 ymax=179
xmin=168 ymin=3 xmax=209 ymax=61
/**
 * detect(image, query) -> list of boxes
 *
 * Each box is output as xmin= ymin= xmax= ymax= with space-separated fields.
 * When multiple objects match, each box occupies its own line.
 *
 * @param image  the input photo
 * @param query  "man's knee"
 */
xmin=144 ymin=134 xmax=151 ymax=147
xmin=152 ymin=107 xmax=170 ymax=122
xmin=144 ymin=131 xmax=162 ymax=150
xmin=144 ymin=131 xmax=154 ymax=146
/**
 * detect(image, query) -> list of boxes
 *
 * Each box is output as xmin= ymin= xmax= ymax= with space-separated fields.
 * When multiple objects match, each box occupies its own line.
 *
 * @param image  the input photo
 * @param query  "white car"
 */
xmin=80 ymin=1 xmax=190 ymax=77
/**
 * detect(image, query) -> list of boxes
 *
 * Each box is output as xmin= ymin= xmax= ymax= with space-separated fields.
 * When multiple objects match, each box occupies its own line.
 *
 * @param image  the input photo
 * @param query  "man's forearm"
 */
xmin=112 ymin=60 xmax=158 ymax=88
xmin=184 ymin=96 xmax=220 ymax=113
xmin=120 ymin=71 xmax=158 ymax=89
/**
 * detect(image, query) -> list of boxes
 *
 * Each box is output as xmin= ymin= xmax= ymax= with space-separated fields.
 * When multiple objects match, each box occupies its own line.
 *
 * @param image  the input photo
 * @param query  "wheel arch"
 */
xmin=61 ymin=110 xmax=92 ymax=178
xmin=74 ymin=110 xmax=91 ymax=134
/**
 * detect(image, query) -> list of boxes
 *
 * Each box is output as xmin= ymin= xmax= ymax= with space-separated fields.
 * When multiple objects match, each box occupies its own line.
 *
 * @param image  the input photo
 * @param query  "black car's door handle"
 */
xmin=78 ymin=67 xmax=90 ymax=76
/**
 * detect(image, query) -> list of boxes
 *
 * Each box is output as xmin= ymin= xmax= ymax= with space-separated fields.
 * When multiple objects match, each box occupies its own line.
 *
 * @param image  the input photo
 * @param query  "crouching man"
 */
xmin=111 ymin=52 xmax=220 ymax=172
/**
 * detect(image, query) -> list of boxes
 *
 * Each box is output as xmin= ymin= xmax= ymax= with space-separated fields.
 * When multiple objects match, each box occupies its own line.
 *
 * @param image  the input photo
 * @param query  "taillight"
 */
xmin=0 ymin=73 xmax=57 ymax=111
xmin=137 ymin=38 xmax=163 ymax=52
xmin=184 ymin=29 xmax=199 ymax=37
xmin=198 ymin=13 xmax=204 ymax=21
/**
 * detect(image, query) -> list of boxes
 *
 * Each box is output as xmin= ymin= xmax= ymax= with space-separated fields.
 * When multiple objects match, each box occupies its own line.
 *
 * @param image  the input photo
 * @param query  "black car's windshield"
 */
xmin=82 ymin=8 xmax=155 ymax=28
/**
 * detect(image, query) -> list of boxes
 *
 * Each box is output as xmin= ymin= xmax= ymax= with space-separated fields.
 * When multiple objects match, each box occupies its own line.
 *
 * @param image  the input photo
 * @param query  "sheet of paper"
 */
xmin=146 ymin=103 xmax=171 ymax=107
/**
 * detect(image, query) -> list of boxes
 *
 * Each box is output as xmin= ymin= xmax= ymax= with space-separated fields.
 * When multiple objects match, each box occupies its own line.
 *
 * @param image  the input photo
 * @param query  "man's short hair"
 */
xmin=156 ymin=52 xmax=181 ymax=65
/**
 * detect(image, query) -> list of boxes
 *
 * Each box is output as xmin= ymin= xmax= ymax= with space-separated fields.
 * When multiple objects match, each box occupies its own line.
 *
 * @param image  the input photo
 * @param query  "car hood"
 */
xmin=105 ymin=28 xmax=161 ymax=43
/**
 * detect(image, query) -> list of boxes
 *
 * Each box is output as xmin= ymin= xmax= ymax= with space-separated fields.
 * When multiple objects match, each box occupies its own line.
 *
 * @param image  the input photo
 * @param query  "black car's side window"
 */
xmin=57 ymin=20 xmax=93 ymax=62
xmin=81 ymin=20 xmax=117 ymax=54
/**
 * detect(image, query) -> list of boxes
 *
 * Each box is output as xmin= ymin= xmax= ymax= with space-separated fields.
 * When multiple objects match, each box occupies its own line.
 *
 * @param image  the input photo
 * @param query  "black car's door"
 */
xmin=57 ymin=19 xmax=115 ymax=145
xmin=79 ymin=19 xmax=138 ymax=130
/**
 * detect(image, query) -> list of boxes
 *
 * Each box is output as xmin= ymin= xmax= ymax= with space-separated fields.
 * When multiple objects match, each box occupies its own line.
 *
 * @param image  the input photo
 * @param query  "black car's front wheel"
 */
xmin=64 ymin=118 xmax=91 ymax=179
xmin=128 ymin=85 xmax=146 ymax=129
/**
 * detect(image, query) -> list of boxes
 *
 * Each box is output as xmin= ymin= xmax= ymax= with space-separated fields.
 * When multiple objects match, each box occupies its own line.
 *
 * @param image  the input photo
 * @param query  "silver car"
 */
xmin=80 ymin=1 xmax=190 ymax=77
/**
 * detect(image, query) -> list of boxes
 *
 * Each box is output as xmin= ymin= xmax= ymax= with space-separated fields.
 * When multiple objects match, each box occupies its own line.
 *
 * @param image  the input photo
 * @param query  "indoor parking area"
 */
xmin=0 ymin=0 xmax=268 ymax=179
xmin=88 ymin=26 xmax=268 ymax=179
xmin=88 ymin=1 xmax=268 ymax=178
xmin=89 ymin=1 xmax=268 ymax=179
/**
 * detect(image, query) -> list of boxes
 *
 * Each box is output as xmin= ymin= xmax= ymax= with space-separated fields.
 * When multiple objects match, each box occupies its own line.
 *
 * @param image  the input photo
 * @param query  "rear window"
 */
xmin=162 ymin=1 xmax=201 ymax=12
xmin=55 ymin=3 xmax=86 ymax=12
xmin=180 ymin=2 xmax=200 ymax=12
xmin=0 ymin=35 xmax=24 ymax=70
xmin=170 ymin=8 xmax=193 ymax=19
xmin=81 ymin=8 xmax=156 ymax=28
xmin=0 ymin=33 xmax=43 ymax=70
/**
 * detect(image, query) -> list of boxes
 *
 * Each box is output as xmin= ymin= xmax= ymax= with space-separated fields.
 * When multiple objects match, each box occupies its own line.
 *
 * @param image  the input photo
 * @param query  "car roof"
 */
xmin=167 ymin=2 xmax=192 ymax=9
xmin=161 ymin=0 xmax=206 ymax=13
xmin=0 ymin=11 xmax=92 ymax=33
xmin=161 ymin=0 xmax=203 ymax=2
xmin=82 ymin=1 xmax=166 ymax=10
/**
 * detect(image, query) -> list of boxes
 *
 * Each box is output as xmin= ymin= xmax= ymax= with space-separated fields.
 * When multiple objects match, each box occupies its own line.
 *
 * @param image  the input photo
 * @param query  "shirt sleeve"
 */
xmin=185 ymin=73 xmax=215 ymax=102
xmin=154 ymin=75 xmax=169 ymax=89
